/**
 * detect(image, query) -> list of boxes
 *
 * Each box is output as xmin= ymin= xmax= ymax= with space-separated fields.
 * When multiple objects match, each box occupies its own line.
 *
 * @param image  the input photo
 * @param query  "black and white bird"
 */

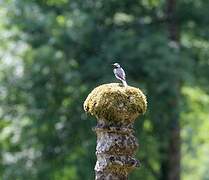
xmin=112 ymin=63 xmax=128 ymax=87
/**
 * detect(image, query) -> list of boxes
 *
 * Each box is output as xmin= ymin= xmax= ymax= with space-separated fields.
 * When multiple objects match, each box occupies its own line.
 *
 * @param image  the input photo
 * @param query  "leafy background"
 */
xmin=0 ymin=0 xmax=208 ymax=180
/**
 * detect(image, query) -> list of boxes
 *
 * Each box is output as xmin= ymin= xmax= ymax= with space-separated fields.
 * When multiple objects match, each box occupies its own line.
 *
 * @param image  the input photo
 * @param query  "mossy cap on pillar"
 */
xmin=83 ymin=83 xmax=147 ymax=123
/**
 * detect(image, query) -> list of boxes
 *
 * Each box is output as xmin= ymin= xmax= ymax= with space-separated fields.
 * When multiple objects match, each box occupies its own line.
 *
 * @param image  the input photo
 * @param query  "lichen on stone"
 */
xmin=83 ymin=83 xmax=147 ymax=123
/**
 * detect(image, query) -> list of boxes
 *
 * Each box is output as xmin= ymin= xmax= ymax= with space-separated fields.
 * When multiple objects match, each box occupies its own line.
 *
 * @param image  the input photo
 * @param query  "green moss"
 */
xmin=83 ymin=83 xmax=147 ymax=122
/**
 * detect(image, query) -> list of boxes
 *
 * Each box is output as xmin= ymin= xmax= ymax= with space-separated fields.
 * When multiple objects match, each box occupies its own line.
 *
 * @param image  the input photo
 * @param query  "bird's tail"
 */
xmin=122 ymin=80 xmax=128 ymax=87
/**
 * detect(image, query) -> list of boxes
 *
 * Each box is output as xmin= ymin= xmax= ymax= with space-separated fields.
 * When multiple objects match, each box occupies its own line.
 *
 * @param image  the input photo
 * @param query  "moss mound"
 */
xmin=83 ymin=83 xmax=147 ymax=123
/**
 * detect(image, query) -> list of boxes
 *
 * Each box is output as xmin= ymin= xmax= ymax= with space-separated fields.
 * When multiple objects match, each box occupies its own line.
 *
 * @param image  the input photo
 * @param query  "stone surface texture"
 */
xmin=84 ymin=83 xmax=147 ymax=180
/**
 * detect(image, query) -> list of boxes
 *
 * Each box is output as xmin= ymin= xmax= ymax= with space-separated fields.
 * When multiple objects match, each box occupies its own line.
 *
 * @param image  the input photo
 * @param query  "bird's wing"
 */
xmin=117 ymin=68 xmax=126 ymax=80
xmin=121 ymin=68 xmax=126 ymax=78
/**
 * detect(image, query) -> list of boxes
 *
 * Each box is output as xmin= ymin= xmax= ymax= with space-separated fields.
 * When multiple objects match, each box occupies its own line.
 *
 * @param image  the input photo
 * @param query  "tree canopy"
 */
xmin=0 ymin=0 xmax=208 ymax=180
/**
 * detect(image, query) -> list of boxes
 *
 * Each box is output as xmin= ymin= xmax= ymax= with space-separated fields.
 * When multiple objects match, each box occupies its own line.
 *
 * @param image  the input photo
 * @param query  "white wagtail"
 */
xmin=112 ymin=63 xmax=128 ymax=87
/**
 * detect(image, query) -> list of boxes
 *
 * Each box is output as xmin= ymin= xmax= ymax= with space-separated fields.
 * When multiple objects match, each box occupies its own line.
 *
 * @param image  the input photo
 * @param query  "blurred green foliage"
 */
xmin=181 ymin=87 xmax=209 ymax=180
xmin=0 ymin=0 xmax=208 ymax=180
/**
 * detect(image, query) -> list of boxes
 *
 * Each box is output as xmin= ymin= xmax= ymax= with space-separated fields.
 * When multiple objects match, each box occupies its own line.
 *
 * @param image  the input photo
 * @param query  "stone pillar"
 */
xmin=84 ymin=83 xmax=147 ymax=180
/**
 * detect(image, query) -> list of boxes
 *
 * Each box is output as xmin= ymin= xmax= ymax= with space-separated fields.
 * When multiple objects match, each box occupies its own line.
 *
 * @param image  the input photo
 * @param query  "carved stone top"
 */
xmin=83 ymin=83 xmax=147 ymax=123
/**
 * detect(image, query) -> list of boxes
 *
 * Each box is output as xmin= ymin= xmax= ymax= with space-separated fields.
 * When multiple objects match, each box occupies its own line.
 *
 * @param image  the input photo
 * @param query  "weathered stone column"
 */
xmin=84 ymin=83 xmax=147 ymax=180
